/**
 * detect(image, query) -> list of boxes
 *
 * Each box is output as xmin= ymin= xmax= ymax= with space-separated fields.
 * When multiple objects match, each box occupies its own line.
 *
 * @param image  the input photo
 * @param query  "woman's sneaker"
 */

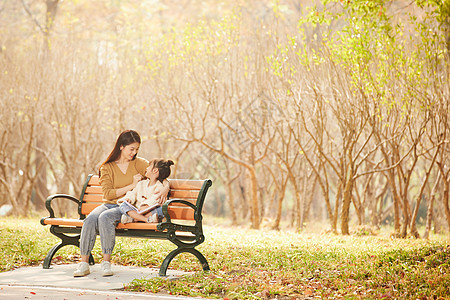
xmin=73 ymin=262 xmax=90 ymax=277
xmin=101 ymin=261 xmax=113 ymax=276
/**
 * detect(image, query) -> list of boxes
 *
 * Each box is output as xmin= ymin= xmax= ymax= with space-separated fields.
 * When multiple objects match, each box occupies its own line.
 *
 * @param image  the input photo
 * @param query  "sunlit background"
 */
xmin=0 ymin=0 xmax=448 ymax=237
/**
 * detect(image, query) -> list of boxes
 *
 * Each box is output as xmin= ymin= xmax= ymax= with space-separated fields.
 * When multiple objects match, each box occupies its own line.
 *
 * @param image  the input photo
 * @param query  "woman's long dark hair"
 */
xmin=149 ymin=159 xmax=174 ymax=182
xmin=99 ymin=130 xmax=141 ymax=175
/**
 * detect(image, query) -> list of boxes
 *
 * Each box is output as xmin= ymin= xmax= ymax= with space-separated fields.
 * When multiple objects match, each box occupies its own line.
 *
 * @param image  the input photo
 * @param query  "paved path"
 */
xmin=0 ymin=264 xmax=206 ymax=299
xmin=0 ymin=285 xmax=202 ymax=300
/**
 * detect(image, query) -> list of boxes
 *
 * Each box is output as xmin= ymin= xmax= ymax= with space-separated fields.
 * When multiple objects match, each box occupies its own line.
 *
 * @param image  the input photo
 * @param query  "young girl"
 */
xmin=118 ymin=159 xmax=174 ymax=223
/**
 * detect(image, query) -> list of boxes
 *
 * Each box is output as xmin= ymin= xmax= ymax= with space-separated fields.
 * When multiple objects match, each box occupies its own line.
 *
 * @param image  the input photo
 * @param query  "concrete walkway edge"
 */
xmin=0 ymin=264 xmax=209 ymax=299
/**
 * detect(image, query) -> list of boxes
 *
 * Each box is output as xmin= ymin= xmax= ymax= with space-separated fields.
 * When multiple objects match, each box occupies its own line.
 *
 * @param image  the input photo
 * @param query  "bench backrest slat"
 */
xmin=88 ymin=176 xmax=100 ymax=185
xmin=168 ymin=180 xmax=204 ymax=190
xmin=80 ymin=175 xmax=209 ymax=221
xmin=81 ymin=203 xmax=101 ymax=215
xmin=168 ymin=190 xmax=198 ymax=199
xmin=85 ymin=186 xmax=102 ymax=194
xmin=83 ymin=194 xmax=104 ymax=202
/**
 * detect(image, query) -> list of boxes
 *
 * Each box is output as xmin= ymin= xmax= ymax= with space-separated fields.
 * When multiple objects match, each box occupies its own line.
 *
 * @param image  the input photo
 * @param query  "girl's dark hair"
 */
xmin=149 ymin=159 xmax=174 ymax=182
xmin=100 ymin=130 xmax=141 ymax=174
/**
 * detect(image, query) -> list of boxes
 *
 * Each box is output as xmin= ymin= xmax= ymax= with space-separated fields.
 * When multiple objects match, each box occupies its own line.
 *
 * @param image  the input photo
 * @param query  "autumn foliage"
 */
xmin=0 ymin=1 xmax=449 ymax=237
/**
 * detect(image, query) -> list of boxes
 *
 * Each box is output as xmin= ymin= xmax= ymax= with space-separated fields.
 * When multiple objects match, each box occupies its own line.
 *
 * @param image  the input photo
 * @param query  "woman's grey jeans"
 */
xmin=80 ymin=204 xmax=121 ymax=255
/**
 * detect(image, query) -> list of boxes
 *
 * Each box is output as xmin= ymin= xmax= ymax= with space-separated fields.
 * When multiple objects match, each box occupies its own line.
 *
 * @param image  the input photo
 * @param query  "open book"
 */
xmin=121 ymin=201 xmax=160 ymax=215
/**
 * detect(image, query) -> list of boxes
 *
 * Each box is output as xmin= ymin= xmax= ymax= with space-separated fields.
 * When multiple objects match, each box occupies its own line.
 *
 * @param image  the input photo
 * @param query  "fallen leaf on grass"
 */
xmin=303 ymin=289 xmax=313 ymax=296
xmin=255 ymin=290 xmax=270 ymax=298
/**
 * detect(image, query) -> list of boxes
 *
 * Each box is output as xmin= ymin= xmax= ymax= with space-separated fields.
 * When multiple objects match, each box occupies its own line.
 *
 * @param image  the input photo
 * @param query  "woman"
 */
xmin=73 ymin=130 xmax=169 ymax=277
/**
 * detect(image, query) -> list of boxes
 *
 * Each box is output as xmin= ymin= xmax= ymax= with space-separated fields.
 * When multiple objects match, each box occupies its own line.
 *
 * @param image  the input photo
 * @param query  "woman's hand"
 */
xmin=158 ymin=193 xmax=167 ymax=205
xmin=132 ymin=174 xmax=143 ymax=188
xmin=158 ymin=180 xmax=170 ymax=205
xmin=150 ymin=180 xmax=170 ymax=205
xmin=153 ymin=189 xmax=167 ymax=205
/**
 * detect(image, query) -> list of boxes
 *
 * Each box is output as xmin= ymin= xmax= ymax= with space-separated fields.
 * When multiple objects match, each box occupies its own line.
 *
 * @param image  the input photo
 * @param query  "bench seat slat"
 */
xmin=116 ymin=222 xmax=158 ymax=230
xmin=42 ymin=218 xmax=159 ymax=230
xmin=42 ymin=218 xmax=84 ymax=227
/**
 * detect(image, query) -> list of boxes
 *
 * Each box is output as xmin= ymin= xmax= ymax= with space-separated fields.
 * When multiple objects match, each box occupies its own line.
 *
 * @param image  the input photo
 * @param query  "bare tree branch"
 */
xmin=20 ymin=0 xmax=45 ymax=33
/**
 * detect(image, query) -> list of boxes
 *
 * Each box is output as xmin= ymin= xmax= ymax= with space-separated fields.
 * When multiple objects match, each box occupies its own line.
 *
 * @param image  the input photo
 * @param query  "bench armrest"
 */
xmin=42 ymin=194 xmax=81 ymax=220
xmin=161 ymin=198 xmax=197 ymax=223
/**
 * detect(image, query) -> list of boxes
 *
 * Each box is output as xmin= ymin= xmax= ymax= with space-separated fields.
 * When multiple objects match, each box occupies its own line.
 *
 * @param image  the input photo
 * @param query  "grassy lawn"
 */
xmin=0 ymin=217 xmax=448 ymax=299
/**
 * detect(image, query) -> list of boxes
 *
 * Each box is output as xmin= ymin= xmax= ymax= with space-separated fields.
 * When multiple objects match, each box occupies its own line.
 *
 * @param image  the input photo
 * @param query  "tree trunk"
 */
xmin=248 ymin=166 xmax=260 ymax=229
xmin=385 ymin=170 xmax=401 ymax=236
xmin=226 ymin=181 xmax=237 ymax=225
xmin=410 ymin=146 xmax=440 ymax=237
xmin=442 ymin=178 xmax=450 ymax=230
xmin=31 ymin=0 xmax=60 ymax=211
xmin=423 ymin=173 xmax=441 ymax=239
xmin=373 ymin=181 xmax=388 ymax=228
xmin=303 ymin=174 xmax=318 ymax=229
xmin=340 ymin=176 xmax=354 ymax=235
xmin=333 ymin=181 xmax=342 ymax=233
xmin=299 ymin=171 xmax=308 ymax=231
xmin=238 ymin=174 xmax=249 ymax=220
xmin=33 ymin=137 xmax=48 ymax=210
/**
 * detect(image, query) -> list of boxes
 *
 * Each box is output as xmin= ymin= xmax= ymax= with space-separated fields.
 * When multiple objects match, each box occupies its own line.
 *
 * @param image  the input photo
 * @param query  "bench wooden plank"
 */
xmin=168 ymin=190 xmax=199 ymax=199
xmin=42 ymin=218 xmax=160 ymax=231
xmin=116 ymin=222 xmax=159 ymax=230
xmin=80 ymin=203 xmax=102 ymax=215
xmin=85 ymin=186 xmax=103 ymax=194
xmin=87 ymin=179 xmax=205 ymax=191
xmin=83 ymin=194 xmax=104 ymax=202
xmin=166 ymin=207 xmax=195 ymax=220
xmin=42 ymin=218 xmax=84 ymax=227
xmin=167 ymin=179 xmax=204 ymax=190
xmin=88 ymin=176 xmax=100 ymax=185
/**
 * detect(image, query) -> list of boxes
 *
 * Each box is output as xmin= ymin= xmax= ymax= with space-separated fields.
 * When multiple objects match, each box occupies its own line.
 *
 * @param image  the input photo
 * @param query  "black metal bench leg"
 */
xmin=43 ymin=228 xmax=84 ymax=269
xmin=43 ymin=241 xmax=95 ymax=268
xmin=43 ymin=242 xmax=64 ymax=269
xmin=159 ymin=247 xmax=210 ymax=276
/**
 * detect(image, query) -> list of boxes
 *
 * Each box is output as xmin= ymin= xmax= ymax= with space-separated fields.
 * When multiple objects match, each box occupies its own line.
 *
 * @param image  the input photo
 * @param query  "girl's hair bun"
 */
xmin=167 ymin=160 xmax=174 ymax=166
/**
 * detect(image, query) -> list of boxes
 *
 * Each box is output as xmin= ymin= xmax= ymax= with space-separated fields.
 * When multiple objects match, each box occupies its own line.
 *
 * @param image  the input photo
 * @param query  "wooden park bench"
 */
xmin=40 ymin=174 xmax=212 ymax=276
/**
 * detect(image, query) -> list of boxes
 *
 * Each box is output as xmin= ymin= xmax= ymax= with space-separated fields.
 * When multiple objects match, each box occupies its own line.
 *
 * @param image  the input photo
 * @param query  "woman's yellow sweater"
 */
xmin=99 ymin=157 xmax=149 ymax=204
